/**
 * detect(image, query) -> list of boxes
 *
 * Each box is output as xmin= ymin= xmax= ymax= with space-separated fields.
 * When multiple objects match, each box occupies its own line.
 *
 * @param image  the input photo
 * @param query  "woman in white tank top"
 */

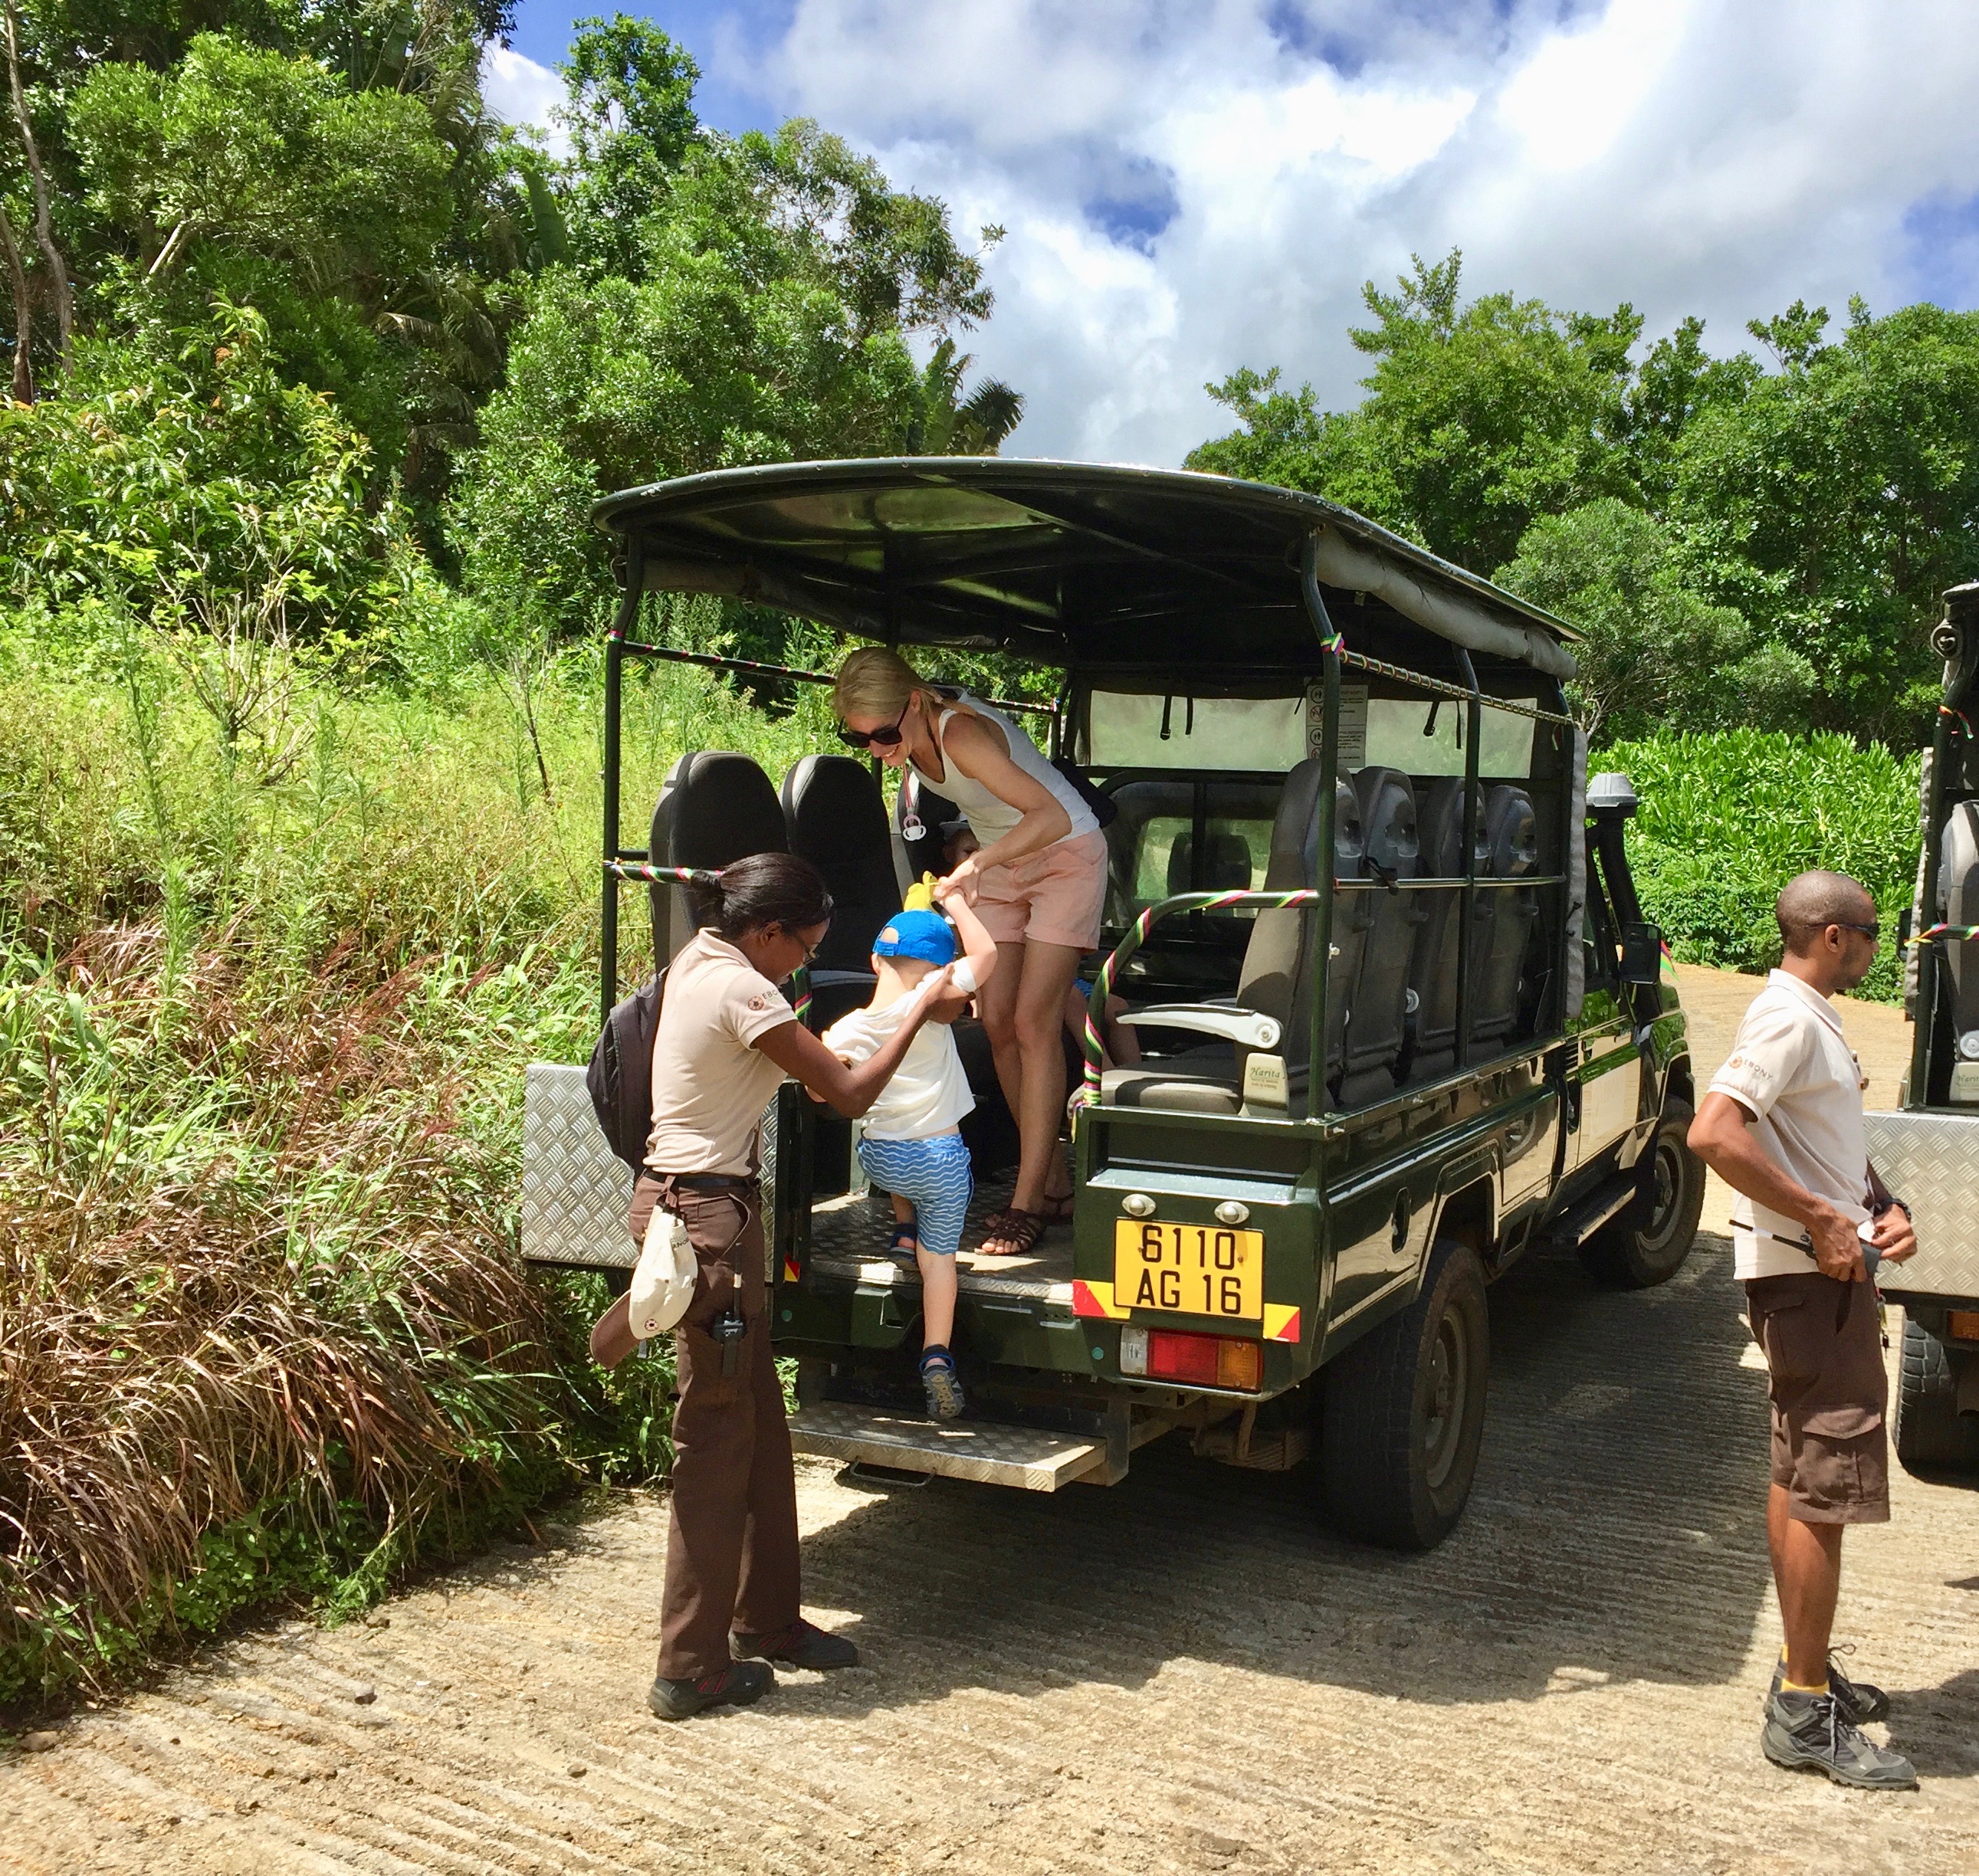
xmin=834 ymin=646 xmax=1109 ymax=1258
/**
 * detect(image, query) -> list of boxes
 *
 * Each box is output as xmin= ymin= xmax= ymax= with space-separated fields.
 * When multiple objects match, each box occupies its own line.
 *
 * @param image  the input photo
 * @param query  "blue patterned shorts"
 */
xmin=856 ymin=1130 xmax=974 ymax=1258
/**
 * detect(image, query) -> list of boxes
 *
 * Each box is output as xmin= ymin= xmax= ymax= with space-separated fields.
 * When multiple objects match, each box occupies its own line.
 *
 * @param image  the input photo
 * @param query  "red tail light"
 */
xmin=1140 ymin=1330 xmax=1262 ymax=1390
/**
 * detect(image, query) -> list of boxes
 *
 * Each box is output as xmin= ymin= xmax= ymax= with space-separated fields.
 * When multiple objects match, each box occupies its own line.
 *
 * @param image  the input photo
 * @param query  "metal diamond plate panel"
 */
xmin=787 ymin=1399 xmax=1104 ymax=1491
xmin=521 ymin=1063 xmax=635 ymax=1269
xmin=521 ymin=1064 xmax=787 ymax=1273
xmin=1864 ymin=1110 xmax=1979 ymax=1303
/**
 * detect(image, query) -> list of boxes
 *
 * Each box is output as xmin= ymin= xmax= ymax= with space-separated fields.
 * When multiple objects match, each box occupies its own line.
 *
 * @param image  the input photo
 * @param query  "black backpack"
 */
xmin=587 ymin=967 xmax=668 ymax=1172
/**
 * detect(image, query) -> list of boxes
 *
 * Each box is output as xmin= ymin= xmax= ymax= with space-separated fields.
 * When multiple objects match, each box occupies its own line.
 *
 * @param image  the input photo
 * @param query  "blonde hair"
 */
xmin=833 ymin=645 xmax=925 ymax=721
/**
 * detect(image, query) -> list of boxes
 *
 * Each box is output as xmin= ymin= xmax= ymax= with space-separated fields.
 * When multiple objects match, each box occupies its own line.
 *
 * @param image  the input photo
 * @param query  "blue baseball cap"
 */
xmin=872 ymin=909 xmax=958 ymax=966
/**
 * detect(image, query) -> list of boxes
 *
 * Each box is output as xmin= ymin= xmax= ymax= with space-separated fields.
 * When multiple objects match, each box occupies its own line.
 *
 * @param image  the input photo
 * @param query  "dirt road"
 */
xmin=5 ymin=968 xmax=1974 ymax=1875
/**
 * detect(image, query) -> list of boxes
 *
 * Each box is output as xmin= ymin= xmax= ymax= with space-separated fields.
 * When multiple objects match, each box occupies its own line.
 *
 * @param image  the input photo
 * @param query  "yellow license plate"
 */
xmin=1113 ymin=1219 xmax=1263 ymax=1322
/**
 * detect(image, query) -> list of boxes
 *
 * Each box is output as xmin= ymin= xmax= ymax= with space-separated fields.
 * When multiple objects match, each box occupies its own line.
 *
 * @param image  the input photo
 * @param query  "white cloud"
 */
xmin=481 ymin=44 xmax=569 ymax=156
xmin=717 ymin=0 xmax=1979 ymax=468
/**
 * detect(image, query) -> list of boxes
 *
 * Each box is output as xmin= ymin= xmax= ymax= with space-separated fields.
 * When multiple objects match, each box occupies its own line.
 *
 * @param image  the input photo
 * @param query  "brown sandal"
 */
xmin=976 ymin=1207 xmax=1047 ymax=1258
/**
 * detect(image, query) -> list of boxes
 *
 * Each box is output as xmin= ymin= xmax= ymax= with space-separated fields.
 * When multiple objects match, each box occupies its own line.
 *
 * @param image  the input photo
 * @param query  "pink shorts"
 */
xmin=976 ymin=829 xmax=1108 ymax=951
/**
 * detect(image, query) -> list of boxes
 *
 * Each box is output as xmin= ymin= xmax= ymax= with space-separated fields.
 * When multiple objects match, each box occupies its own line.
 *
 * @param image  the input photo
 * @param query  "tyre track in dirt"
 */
xmin=5 ymin=966 xmax=1975 ymax=1873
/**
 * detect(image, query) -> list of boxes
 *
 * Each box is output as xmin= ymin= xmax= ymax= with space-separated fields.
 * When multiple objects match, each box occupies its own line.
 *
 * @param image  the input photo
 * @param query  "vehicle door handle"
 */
xmin=1390 ymin=1192 xmax=1413 ymax=1252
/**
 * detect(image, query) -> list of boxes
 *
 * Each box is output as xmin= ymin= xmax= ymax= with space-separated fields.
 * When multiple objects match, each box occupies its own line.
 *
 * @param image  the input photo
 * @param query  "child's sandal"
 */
xmin=976 ymin=1207 xmax=1046 ymax=1258
xmin=888 ymin=1223 xmax=921 ymax=1259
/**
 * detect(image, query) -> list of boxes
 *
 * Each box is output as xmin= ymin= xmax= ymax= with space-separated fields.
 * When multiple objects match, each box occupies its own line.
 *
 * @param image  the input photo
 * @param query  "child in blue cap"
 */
xmin=822 ymin=884 xmax=999 ymax=1420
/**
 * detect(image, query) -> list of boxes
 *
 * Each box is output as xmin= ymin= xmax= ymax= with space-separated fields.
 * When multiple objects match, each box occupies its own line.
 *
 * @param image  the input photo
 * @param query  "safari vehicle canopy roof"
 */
xmin=593 ymin=459 xmax=1580 ymax=684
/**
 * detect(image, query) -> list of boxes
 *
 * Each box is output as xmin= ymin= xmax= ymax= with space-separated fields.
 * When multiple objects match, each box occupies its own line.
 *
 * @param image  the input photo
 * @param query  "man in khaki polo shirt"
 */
xmin=1691 ymin=870 xmax=1918 ymax=1790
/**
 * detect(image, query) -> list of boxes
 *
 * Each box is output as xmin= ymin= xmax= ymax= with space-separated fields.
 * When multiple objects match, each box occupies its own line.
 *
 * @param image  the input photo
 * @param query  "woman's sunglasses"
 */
xmin=837 ymin=698 xmax=911 ymax=752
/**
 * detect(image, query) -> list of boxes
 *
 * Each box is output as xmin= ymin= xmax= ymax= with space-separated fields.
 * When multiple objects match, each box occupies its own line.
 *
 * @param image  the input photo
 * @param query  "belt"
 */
xmin=643 ymin=1171 xmax=757 ymax=1192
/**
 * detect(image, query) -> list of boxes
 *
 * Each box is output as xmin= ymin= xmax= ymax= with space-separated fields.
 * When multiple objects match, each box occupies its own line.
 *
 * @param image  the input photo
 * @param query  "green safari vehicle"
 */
xmin=520 ymin=459 xmax=1707 ymax=1550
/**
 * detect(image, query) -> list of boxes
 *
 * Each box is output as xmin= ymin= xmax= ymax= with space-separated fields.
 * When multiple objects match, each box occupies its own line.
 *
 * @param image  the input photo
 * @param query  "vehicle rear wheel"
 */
xmin=1318 ymin=1238 xmax=1489 ymax=1550
xmin=1893 ymin=1313 xmax=1979 ymax=1478
xmin=1580 ymin=1101 xmax=1704 ymax=1290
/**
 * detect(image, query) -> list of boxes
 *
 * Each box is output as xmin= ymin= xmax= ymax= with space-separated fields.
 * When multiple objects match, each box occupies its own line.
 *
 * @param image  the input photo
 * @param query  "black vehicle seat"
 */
xmin=648 ymin=750 xmax=787 ymax=966
xmin=1335 ymin=767 xmax=1423 ymax=1107
xmin=781 ymin=755 xmax=895 ymax=1003
xmin=1101 ymin=759 xmax=1347 ymax=1115
xmin=1467 ymin=785 xmax=1541 ymax=1050
xmin=1404 ymin=778 xmax=1479 ymax=1084
xmin=1167 ymin=828 xmax=1254 ymax=895
xmin=1101 ymin=778 xmax=1188 ymax=923
xmin=891 ymin=769 xmax=961 ymax=893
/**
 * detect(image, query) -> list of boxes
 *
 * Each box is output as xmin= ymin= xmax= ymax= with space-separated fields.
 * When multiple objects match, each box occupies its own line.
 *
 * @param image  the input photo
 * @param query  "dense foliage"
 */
xmin=1190 ymin=254 xmax=1977 ymax=746
xmin=1 ymin=1 xmax=1017 ymax=641
xmin=1605 ymin=729 xmax=1919 ymax=1000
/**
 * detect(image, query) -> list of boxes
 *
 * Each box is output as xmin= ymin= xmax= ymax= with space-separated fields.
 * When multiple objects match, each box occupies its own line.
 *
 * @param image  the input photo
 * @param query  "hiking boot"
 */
xmin=921 ymin=1350 xmax=966 ymax=1422
xmin=648 ymin=1659 xmax=774 ymax=1721
xmin=731 ymin=1619 xmax=859 ymax=1671
xmin=1767 ymin=1653 xmax=1891 ymax=1725
xmin=1762 ymin=1688 xmax=1915 ymax=1790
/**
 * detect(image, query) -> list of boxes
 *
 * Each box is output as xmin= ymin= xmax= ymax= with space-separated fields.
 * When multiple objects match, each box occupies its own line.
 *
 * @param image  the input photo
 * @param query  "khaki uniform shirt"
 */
xmin=644 ymin=931 xmax=796 ymax=1177
xmin=1708 ymin=969 xmax=1870 ymax=1281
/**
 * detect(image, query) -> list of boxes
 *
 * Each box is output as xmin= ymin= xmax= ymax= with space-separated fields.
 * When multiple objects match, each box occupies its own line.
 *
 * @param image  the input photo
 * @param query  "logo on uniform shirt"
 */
xmin=747 ymin=993 xmax=770 ymax=1012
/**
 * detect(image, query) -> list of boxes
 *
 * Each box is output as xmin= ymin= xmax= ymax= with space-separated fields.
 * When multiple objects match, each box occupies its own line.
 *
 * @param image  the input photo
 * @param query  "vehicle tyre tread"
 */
xmin=1318 ymin=1238 xmax=1489 ymax=1552
xmin=1893 ymin=1313 xmax=1979 ymax=1477
xmin=1580 ymin=1098 xmax=1704 ymax=1291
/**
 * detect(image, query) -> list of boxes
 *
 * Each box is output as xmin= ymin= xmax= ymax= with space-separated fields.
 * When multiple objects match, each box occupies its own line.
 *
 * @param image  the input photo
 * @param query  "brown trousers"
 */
xmin=631 ymin=1172 xmax=802 ymax=1679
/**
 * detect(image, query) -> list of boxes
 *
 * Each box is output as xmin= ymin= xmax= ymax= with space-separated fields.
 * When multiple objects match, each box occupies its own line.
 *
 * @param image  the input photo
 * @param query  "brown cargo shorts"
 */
xmin=1744 ymin=1270 xmax=1890 ymax=1524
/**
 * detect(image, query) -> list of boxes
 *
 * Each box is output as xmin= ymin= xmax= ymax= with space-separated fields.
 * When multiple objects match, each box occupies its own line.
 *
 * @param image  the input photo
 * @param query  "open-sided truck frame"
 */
xmin=520 ymin=460 xmax=1706 ymax=1549
xmin=1872 ymin=579 xmax=1979 ymax=1478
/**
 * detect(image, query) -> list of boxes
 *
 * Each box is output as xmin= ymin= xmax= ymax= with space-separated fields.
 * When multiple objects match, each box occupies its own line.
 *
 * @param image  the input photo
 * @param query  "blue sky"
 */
xmin=483 ymin=1 xmax=1979 ymax=465
xmin=505 ymin=0 xmax=789 ymax=134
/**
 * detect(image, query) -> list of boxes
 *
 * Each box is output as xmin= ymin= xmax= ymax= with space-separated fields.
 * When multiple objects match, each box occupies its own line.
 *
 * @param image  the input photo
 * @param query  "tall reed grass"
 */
xmin=0 ymin=595 xmax=826 ymax=1701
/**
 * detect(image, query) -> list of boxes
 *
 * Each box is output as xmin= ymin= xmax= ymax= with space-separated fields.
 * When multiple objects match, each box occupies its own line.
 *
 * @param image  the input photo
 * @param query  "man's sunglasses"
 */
xmin=1838 ymin=920 xmax=1880 ymax=943
xmin=837 ymin=698 xmax=911 ymax=752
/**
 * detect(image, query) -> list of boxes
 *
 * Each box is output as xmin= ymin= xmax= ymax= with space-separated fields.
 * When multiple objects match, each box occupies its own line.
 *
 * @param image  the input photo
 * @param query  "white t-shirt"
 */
xmin=1707 ymin=969 xmax=1872 ymax=1281
xmin=644 ymin=930 xmax=796 ymax=1176
xmin=822 ymin=962 xmax=978 ymax=1142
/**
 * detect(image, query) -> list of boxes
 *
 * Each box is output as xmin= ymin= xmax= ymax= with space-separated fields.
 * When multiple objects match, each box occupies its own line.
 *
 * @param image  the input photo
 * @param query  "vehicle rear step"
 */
xmin=787 ymin=1400 xmax=1107 ymax=1491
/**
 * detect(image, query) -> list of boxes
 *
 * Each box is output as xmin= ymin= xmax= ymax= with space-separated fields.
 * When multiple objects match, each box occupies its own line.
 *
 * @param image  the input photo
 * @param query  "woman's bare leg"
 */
xmin=1009 ymin=940 xmax=1083 ymax=1214
xmin=974 ymin=937 xmax=1028 ymax=1138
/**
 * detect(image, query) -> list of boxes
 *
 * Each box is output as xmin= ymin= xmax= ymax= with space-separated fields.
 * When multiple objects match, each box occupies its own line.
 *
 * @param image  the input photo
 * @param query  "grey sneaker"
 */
xmin=648 ymin=1659 xmax=773 ymax=1720
xmin=1763 ymin=1688 xmax=1915 ymax=1789
xmin=1766 ymin=1653 xmax=1890 ymax=1724
xmin=921 ymin=1353 xmax=966 ymax=1422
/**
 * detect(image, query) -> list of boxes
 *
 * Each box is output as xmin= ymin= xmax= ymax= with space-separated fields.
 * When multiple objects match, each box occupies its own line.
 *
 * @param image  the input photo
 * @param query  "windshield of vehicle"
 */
xmin=1085 ymin=690 xmax=1308 ymax=771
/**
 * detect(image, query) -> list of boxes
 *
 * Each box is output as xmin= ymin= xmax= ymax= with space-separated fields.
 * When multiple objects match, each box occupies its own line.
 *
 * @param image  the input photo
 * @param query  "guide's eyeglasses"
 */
xmin=837 ymin=699 xmax=911 ymax=751
xmin=1837 ymin=920 xmax=1881 ymax=943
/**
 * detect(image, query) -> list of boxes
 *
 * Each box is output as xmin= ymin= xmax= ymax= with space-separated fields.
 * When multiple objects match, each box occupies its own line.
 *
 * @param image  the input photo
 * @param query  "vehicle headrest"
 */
xmin=783 ymin=754 xmax=896 ymax=969
xmin=1354 ymin=767 xmax=1422 ymax=877
xmin=1167 ymin=828 xmax=1254 ymax=897
xmin=648 ymin=750 xmax=787 ymax=955
xmin=1484 ymin=785 xmax=1539 ymax=877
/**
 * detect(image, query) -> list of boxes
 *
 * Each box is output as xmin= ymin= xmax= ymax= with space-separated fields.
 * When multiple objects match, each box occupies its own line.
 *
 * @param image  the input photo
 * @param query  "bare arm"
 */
xmin=922 ymin=884 xmax=999 ymax=1022
xmin=1688 ymin=1091 xmax=1865 ymax=1280
xmin=754 ymin=967 xmax=953 ymax=1117
xmin=934 ymin=713 xmax=1071 ymax=900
